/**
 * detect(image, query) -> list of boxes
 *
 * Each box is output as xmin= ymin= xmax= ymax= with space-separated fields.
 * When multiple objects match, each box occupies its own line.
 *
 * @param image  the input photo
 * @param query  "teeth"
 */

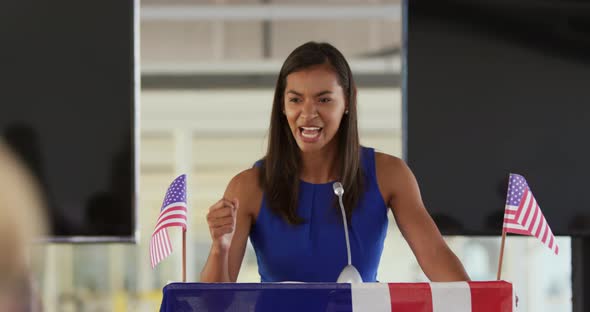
xmin=301 ymin=131 xmax=320 ymax=138
xmin=300 ymin=127 xmax=322 ymax=139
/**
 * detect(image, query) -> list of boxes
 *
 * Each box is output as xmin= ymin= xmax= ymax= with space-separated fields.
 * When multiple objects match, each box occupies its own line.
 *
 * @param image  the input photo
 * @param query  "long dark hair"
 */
xmin=258 ymin=41 xmax=363 ymax=225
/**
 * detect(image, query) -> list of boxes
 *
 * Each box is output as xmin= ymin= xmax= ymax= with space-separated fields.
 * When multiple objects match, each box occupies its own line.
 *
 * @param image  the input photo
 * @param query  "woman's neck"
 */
xmin=299 ymin=145 xmax=339 ymax=184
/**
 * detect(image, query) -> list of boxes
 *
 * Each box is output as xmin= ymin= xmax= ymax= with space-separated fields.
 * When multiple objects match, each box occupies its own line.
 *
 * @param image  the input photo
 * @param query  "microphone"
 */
xmin=333 ymin=182 xmax=363 ymax=283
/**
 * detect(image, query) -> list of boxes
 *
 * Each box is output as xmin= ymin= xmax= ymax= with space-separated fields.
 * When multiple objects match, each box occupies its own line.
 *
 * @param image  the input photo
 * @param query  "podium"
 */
xmin=160 ymin=281 xmax=516 ymax=312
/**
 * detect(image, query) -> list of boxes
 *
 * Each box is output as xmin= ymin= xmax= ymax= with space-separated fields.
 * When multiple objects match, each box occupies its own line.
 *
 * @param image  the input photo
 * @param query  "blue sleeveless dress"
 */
xmin=249 ymin=147 xmax=389 ymax=282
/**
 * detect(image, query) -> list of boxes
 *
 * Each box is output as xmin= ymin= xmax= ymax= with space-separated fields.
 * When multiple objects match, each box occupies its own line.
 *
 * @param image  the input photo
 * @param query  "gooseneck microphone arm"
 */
xmin=336 ymin=189 xmax=352 ymax=266
xmin=333 ymin=182 xmax=363 ymax=283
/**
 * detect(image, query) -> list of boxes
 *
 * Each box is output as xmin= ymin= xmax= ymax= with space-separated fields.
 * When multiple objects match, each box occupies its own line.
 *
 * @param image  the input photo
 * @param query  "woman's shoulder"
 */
xmin=225 ymin=166 xmax=263 ymax=216
xmin=374 ymin=151 xmax=406 ymax=172
xmin=227 ymin=166 xmax=262 ymax=194
xmin=373 ymin=151 xmax=410 ymax=204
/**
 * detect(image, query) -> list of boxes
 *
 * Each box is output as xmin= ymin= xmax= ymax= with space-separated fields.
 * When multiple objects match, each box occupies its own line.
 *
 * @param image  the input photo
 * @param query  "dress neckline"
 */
xmin=299 ymin=179 xmax=337 ymax=186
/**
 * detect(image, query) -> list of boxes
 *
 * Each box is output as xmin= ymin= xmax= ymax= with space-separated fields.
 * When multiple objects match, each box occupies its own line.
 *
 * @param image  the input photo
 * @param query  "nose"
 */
xmin=300 ymin=99 xmax=318 ymax=119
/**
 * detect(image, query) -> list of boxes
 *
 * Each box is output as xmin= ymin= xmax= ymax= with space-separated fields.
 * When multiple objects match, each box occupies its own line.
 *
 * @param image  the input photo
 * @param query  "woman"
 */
xmin=200 ymin=42 xmax=469 ymax=283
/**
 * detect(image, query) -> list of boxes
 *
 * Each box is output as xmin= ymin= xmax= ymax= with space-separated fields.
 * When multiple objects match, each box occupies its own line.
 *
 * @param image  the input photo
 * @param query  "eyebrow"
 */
xmin=286 ymin=90 xmax=333 ymax=97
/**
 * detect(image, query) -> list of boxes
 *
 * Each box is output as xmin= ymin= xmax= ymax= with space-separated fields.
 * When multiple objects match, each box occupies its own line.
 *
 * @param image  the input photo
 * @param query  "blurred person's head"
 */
xmin=0 ymin=139 xmax=46 ymax=311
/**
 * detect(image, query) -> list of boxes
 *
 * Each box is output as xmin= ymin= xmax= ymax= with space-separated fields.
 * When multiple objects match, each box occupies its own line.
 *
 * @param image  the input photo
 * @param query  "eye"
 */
xmin=288 ymin=97 xmax=302 ymax=104
xmin=318 ymin=97 xmax=332 ymax=103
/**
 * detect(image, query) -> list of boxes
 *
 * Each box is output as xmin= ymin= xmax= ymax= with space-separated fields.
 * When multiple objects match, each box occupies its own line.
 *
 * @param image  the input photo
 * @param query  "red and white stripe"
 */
xmin=149 ymin=203 xmax=188 ymax=268
xmin=351 ymin=281 xmax=515 ymax=312
xmin=150 ymin=228 xmax=172 ymax=269
xmin=503 ymin=187 xmax=559 ymax=255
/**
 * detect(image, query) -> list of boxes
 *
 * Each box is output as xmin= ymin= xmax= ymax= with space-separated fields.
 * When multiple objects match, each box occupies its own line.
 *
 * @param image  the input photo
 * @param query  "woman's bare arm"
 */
xmin=199 ymin=168 xmax=260 ymax=282
xmin=377 ymin=153 xmax=470 ymax=281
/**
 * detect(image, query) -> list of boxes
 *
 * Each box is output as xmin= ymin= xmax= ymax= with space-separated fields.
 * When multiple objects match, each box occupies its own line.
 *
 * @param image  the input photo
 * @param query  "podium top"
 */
xmin=161 ymin=281 xmax=516 ymax=312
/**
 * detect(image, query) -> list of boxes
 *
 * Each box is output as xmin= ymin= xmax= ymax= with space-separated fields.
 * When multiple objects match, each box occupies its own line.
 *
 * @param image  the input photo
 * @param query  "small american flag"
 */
xmin=150 ymin=174 xmax=188 ymax=268
xmin=503 ymin=173 xmax=558 ymax=255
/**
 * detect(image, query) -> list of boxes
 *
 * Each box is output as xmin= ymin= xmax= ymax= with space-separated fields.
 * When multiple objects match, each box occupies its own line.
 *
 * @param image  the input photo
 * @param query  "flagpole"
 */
xmin=496 ymin=230 xmax=507 ymax=280
xmin=182 ymin=230 xmax=186 ymax=282
xmin=497 ymin=173 xmax=512 ymax=281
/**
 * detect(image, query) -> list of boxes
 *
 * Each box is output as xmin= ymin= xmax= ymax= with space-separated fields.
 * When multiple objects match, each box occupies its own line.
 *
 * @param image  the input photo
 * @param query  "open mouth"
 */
xmin=299 ymin=126 xmax=323 ymax=140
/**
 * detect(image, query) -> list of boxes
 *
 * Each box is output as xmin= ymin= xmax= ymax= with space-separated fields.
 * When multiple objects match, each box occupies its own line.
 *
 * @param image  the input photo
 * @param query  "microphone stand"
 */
xmin=333 ymin=182 xmax=363 ymax=283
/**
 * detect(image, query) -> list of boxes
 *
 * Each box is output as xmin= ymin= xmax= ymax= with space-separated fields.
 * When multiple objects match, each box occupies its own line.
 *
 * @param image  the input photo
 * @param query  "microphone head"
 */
xmin=333 ymin=182 xmax=344 ymax=196
xmin=337 ymin=264 xmax=363 ymax=283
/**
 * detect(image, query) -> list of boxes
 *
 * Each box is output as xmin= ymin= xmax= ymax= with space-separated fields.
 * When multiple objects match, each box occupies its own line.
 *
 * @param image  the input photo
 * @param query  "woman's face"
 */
xmin=283 ymin=64 xmax=347 ymax=153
